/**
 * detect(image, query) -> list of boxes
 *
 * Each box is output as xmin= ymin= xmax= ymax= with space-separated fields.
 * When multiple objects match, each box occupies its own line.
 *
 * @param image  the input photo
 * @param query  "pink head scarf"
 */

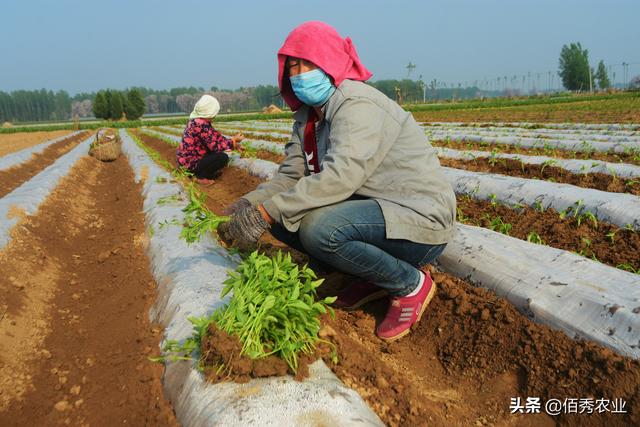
xmin=277 ymin=21 xmax=373 ymax=111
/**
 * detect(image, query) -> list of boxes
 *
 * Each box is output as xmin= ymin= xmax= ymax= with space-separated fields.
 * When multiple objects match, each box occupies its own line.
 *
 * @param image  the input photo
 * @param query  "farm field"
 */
xmin=1 ymin=111 xmax=639 ymax=426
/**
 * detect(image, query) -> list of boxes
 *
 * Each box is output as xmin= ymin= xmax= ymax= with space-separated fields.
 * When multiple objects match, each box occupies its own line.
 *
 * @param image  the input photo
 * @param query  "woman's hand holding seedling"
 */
xmin=218 ymin=205 xmax=270 ymax=251
xmin=231 ymin=133 xmax=245 ymax=151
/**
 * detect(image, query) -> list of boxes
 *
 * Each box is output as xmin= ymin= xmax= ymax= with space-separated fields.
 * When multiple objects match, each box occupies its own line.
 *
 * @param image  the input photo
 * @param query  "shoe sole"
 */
xmin=337 ymin=290 xmax=388 ymax=311
xmin=378 ymin=280 xmax=437 ymax=342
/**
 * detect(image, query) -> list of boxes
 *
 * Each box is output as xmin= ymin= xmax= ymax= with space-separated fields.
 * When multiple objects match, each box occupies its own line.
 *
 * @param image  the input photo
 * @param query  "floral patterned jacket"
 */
xmin=176 ymin=118 xmax=233 ymax=170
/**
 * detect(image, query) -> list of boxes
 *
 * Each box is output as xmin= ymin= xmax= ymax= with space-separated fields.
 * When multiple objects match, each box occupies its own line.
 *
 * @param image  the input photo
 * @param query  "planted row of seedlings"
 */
xmin=421 ymin=124 xmax=640 ymax=142
xmin=135 ymin=127 xmax=640 ymax=425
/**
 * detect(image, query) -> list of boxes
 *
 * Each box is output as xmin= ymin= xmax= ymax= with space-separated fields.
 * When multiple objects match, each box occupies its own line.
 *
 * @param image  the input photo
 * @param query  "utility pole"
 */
xmin=589 ymin=66 xmax=593 ymax=93
xmin=622 ymin=62 xmax=629 ymax=88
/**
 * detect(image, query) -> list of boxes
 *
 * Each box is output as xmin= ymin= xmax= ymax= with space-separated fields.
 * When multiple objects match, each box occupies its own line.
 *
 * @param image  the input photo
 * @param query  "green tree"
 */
xmin=93 ymin=91 xmax=108 ymax=119
xmin=109 ymin=91 xmax=124 ymax=120
xmin=125 ymin=89 xmax=146 ymax=120
xmin=558 ymin=42 xmax=591 ymax=91
xmin=594 ymin=60 xmax=611 ymax=90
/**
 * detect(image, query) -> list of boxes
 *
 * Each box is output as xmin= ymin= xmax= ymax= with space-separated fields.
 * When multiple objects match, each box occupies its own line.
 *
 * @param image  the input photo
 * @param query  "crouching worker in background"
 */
xmin=176 ymin=94 xmax=244 ymax=186
xmin=218 ymin=21 xmax=456 ymax=341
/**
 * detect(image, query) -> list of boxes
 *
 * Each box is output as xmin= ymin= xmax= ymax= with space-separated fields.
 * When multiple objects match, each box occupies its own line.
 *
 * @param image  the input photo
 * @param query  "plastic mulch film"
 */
xmin=0 ymin=135 xmax=92 ymax=249
xmin=422 ymin=124 xmax=640 ymax=142
xmin=421 ymin=122 xmax=640 ymax=131
xmin=0 ymin=131 xmax=82 ymax=171
xmin=442 ymin=167 xmax=640 ymax=230
xmin=241 ymin=139 xmax=285 ymax=154
xmin=229 ymin=155 xmax=280 ymax=180
xmin=435 ymin=147 xmax=640 ymax=178
xmin=424 ymin=132 xmax=636 ymax=154
xmin=119 ymin=129 xmax=383 ymax=427
xmin=218 ymin=126 xmax=291 ymax=140
xmin=438 ymin=224 xmax=640 ymax=359
xmin=221 ymin=120 xmax=293 ymax=131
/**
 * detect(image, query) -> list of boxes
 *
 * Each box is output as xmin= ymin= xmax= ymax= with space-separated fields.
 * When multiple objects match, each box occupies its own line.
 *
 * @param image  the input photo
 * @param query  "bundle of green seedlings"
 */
xmin=156 ymin=250 xmax=337 ymax=374
xmin=212 ymin=250 xmax=337 ymax=372
xmin=180 ymin=183 xmax=230 ymax=244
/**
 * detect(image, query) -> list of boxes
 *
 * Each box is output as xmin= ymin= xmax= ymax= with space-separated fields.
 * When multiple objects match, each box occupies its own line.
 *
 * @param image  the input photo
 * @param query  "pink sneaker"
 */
xmin=376 ymin=270 xmax=437 ymax=341
xmin=195 ymin=177 xmax=215 ymax=186
xmin=333 ymin=281 xmax=388 ymax=311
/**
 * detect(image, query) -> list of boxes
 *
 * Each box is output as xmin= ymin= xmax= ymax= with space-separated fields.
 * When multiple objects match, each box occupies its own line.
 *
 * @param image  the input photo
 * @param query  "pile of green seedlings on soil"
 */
xmin=180 ymin=183 xmax=230 ymax=244
xmin=211 ymin=250 xmax=337 ymax=373
xmin=155 ymin=251 xmax=337 ymax=374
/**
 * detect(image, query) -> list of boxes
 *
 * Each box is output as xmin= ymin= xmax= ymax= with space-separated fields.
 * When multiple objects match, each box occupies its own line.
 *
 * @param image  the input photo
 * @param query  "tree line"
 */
xmin=2 ymin=54 xmax=634 ymax=124
xmin=0 ymin=89 xmax=74 ymax=123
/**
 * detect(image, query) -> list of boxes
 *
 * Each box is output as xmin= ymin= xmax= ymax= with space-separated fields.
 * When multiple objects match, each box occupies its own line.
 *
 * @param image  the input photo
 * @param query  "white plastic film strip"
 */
xmin=0 ymin=131 xmax=82 ymax=171
xmin=442 ymin=167 xmax=640 ymax=230
xmin=0 ymin=135 xmax=92 ymax=249
xmin=435 ymin=147 xmax=640 ymax=178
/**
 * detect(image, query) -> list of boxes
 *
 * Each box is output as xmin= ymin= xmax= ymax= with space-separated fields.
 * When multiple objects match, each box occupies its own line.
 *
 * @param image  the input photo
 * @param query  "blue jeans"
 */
xmin=270 ymin=199 xmax=446 ymax=297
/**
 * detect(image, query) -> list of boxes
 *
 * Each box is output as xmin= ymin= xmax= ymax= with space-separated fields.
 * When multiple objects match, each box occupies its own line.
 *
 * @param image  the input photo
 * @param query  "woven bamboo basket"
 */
xmin=89 ymin=128 xmax=121 ymax=162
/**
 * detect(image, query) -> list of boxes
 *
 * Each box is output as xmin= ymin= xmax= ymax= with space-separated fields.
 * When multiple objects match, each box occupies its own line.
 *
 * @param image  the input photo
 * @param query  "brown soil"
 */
xmin=318 ymin=267 xmax=640 ymax=426
xmin=456 ymin=197 xmax=640 ymax=272
xmin=200 ymin=323 xmax=314 ymax=383
xmin=0 ymin=155 xmax=177 ymax=425
xmin=0 ymin=131 xmax=91 ymax=198
xmin=432 ymin=139 xmax=640 ymax=166
xmin=440 ymin=157 xmax=640 ymax=196
xmin=0 ymin=130 xmax=75 ymax=157
xmin=134 ymin=128 xmax=640 ymax=425
xmin=150 ymin=127 xmax=182 ymax=137
xmin=244 ymin=149 xmax=285 ymax=164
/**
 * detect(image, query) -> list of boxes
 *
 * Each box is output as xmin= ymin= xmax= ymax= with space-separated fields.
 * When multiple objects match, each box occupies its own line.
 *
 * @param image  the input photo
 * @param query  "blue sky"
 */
xmin=1 ymin=0 xmax=639 ymax=94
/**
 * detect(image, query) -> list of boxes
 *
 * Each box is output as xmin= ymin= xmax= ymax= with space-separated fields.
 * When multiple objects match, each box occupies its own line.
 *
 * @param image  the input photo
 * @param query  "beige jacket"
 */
xmin=244 ymin=79 xmax=456 ymax=244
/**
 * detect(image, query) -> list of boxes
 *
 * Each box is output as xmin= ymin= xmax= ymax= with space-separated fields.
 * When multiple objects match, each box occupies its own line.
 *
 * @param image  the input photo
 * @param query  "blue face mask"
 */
xmin=289 ymin=69 xmax=336 ymax=107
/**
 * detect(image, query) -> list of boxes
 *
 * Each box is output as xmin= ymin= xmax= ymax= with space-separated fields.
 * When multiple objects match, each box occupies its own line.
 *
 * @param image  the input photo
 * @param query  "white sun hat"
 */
xmin=190 ymin=94 xmax=221 ymax=119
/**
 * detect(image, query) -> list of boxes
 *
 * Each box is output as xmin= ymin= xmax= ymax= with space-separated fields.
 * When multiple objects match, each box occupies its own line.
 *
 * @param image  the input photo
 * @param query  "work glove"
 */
xmin=218 ymin=205 xmax=270 ymax=251
xmin=223 ymin=198 xmax=252 ymax=215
